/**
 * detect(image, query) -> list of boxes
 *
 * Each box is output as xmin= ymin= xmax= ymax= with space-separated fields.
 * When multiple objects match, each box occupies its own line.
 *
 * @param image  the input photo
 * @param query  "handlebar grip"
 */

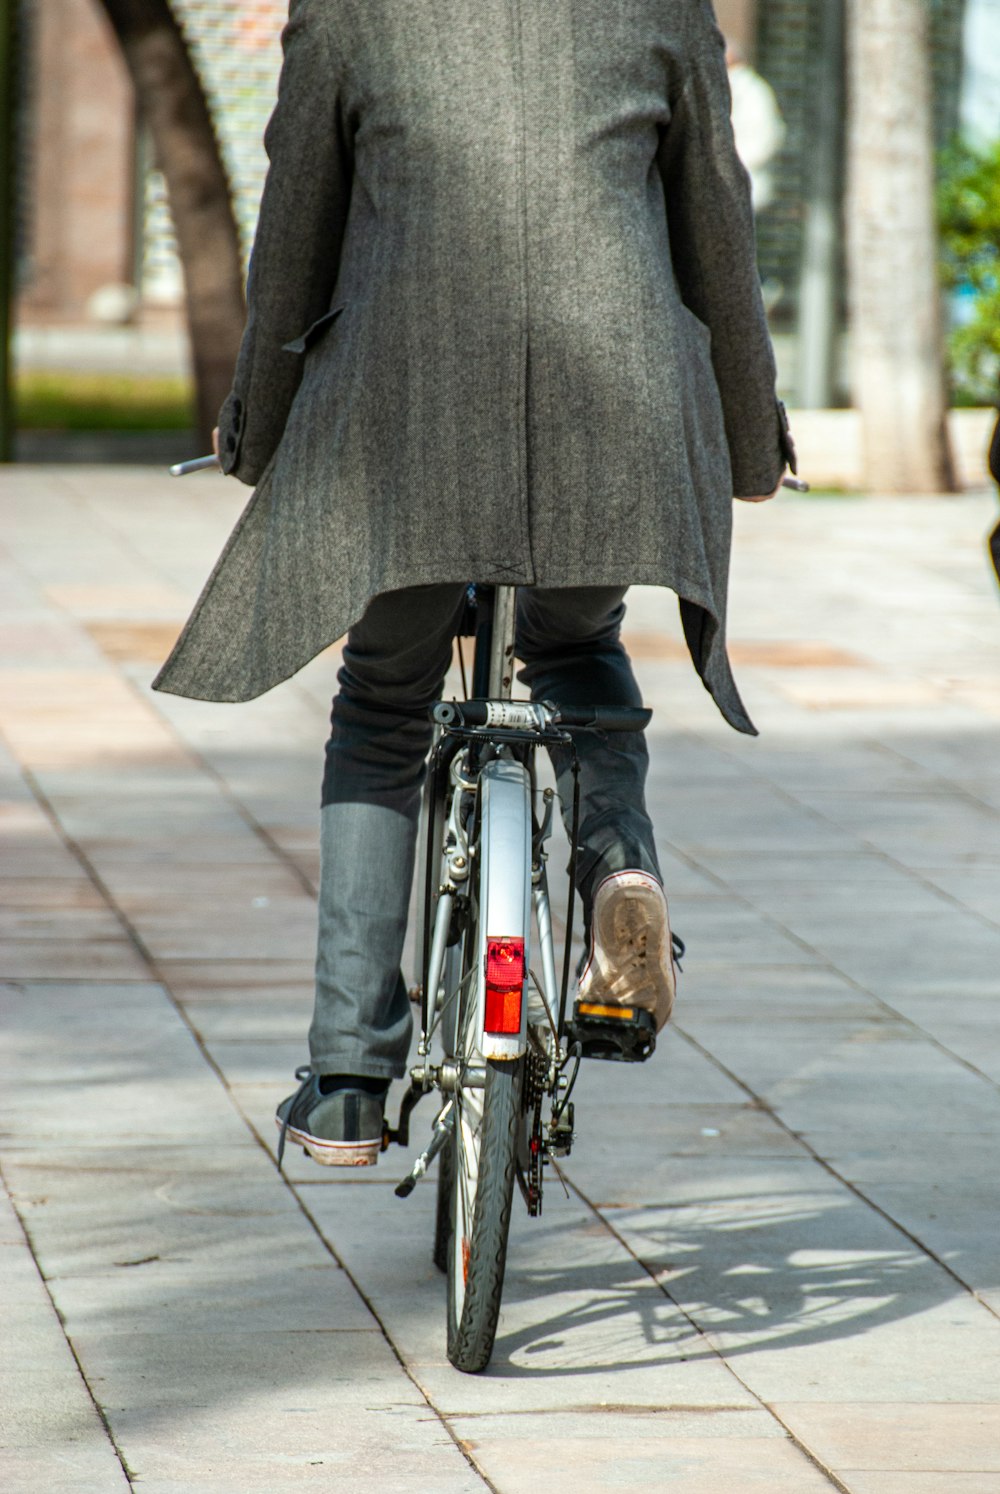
xmin=433 ymin=701 xmax=489 ymax=726
xmin=169 ymin=455 xmax=219 ymax=476
xmin=552 ymin=704 xmax=652 ymax=732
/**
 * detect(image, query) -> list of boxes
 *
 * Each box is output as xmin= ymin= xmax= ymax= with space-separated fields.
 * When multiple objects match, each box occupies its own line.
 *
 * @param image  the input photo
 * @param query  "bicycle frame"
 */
xmin=409 ymin=584 xmax=572 ymax=1094
xmin=418 ymin=752 xmax=539 ymax=1066
xmin=415 ymin=586 xmax=558 ymax=1070
xmin=393 ymin=583 xmax=662 ymax=1370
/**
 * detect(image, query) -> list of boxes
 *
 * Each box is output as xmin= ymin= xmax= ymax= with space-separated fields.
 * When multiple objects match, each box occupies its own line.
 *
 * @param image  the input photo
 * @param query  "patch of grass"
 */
xmin=15 ymin=370 xmax=194 ymax=431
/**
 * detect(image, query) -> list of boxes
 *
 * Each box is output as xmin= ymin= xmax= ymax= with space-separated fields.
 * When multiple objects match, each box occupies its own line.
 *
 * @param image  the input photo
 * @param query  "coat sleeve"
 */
xmin=656 ymin=2 xmax=795 ymax=497
xmin=217 ymin=0 xmax=353 ymax=485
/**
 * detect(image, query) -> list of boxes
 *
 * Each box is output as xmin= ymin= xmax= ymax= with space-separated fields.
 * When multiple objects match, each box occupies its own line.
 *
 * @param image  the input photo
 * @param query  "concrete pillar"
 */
xmin=22 ymin=0 xmax=134 ymax=319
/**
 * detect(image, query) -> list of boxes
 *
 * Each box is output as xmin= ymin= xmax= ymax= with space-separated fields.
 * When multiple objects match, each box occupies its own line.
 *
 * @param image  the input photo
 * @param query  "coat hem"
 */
xmin=152 ymin=563 xmax=757 ymax=737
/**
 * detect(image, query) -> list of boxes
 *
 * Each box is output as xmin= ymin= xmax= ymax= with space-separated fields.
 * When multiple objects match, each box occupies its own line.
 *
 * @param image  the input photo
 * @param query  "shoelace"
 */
xmin=277 ymin=1064 xmax=315 ymax=1168
xmin=575 ymin=925 xmax=686 ymax=980
xmin=671 ymin=931 xmax=686 ymax=972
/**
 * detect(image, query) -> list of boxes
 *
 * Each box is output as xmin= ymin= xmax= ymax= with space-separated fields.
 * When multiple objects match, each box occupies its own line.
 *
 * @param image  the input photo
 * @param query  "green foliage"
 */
xmin=938 ymin=138 xmax=1000 ymax=405
xmin=15 ymin=371 xmax=194 ymax=431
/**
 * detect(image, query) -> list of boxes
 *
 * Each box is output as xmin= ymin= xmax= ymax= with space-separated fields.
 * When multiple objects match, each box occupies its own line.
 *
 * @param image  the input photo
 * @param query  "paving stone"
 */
xmin=3 ymin=1148 xmax=373 ymax=1336
xmin=649 ymin=847 xmax=724 ymax=896
xmin=44 ymin=581 xmax=193 ymax=618
xmin=0 ymin=1186 xmax=131 ymax=1489
xmin=866 ymin=996 xmax=1000 ymax=1084
xmin=678 ymin=961 xmax=874 ymax=1012
xmin=305 ymin=1179 xmax=760 ymax=1415
xmin=0 ymin=846 xmax=93 ymax=879
xmin=131 ymin=910 xmax=318 ymax=964
xmin=798 ymin=1138 xmax=1000 ymax=1295
xmin=845 ymin=1478 xmax=1000 ymax=1494
xmin=74 ymin=1326 xmax=423 ymax=1411
xmin=771 ymin=1402 xmax=1000 ymax=1473
xmin=0 ymin=982 xmax=251 ymax=1148
xmin=447 ymin=1411 xmax=838 ymax=1492
xmin=159 ymin=959 xmax=317 ymax=992
xmin=0 ymin=938 xmax=150 ymax=980
xmin=0 ymin=903 xmax=121 ymax=937
xmin=685 ymin=849 xmax=915 ymax=889
xmin=194 ymin=1039 xmax=307 ymax=1085
xmin=597 ymin=1163 xmax=1000 ymax=1404
xmin=646 ymin=899 xmax=816 ymax=966
xmin=110 ymin=862 xmax=309 ymax=903
xmin=909 ymin=865 xmax=1000 ymax=923
xmin=568 ymin=1027 xmax=747 ymax=1108
xmin=674 ymin=1013 xmax=910 ymax=1098
xmin=59 ymin=1330 xmax=482 ymax=1492
xmin=676 ymin=1009 xmax=1000 ymax=1141
xmin=99 ymin=1411 xmax=483 ymax=1493
xmin=5 ymin=474 xmax=1000 ymax=1489
xmin=180 ymin=996 xmax=314 ymax=1042
xmin=566 ymin=1103 xmax=803 ymax=1195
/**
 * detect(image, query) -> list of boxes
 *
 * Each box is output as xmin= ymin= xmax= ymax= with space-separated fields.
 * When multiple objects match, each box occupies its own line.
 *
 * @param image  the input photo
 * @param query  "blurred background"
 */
xmin=0 ymin=0 xmax=998 ymax=491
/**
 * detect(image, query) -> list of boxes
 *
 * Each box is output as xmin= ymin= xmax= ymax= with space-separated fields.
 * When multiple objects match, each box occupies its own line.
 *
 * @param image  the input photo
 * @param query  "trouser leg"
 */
xmin=309 ymin=584 xmax=468 ymax=1079
xmin=515 ymin=586 xmax=660 ymax=907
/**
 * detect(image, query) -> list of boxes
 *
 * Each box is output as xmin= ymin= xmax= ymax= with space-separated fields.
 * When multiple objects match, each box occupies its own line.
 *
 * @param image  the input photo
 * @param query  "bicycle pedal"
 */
xmin=565 ymin=1001 xmax=657 ymax=1063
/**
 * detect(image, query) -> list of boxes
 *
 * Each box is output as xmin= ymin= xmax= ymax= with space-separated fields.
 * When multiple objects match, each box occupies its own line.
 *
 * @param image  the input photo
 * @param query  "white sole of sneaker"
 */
xmin=275 ymin=1118 xmax=381 ymax=1167
xmin=578 ymin=871 xmax=676 ymax=1030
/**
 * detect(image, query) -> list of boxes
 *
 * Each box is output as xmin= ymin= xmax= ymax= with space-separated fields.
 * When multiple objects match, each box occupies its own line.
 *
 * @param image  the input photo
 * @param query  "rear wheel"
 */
xmin=433 ymin=1132 xmax=454 ymax=1274
xmin=443 ymin=759 xmax=529 ymax=1373
xmin=446 ymin=1053 xmax=522 ymax=1372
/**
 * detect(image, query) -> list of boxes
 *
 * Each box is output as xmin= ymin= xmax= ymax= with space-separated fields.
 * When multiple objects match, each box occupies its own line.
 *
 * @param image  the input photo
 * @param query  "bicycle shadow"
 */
xmin=485 ymin=1180 xmax=961 ymax=1378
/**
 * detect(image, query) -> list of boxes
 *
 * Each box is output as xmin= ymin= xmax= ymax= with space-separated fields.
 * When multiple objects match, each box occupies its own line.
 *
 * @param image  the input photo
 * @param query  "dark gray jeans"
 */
xmin=310 ymin=584 xmax=660 ymax=1079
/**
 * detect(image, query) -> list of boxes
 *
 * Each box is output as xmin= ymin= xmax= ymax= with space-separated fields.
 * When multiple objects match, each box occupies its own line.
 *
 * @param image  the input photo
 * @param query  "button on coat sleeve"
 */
xmin=218 ymin=0 xmax=353 ymax=483
xmin=656 ymin=3 xmax=790 ymax=497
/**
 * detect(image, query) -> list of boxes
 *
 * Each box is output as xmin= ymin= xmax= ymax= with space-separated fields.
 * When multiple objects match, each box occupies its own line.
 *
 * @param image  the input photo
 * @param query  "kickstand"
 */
xmin=395 ymin=1101 xmax=455 ymax=1198
xmin=384 ymin=1080 xmax=427 ymax=1149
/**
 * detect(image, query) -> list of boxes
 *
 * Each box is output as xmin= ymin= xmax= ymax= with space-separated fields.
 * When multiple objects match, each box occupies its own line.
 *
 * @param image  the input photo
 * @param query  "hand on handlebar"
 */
xmin=737 ymin=475 xmax=785 ymax=504
xmin=737 ymin=474 xmax=810 ymax=503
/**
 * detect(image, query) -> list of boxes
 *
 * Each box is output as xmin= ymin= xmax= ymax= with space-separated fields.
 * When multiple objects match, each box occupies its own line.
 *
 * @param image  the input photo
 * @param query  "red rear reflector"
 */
xmin=484 ymin=936 xmax=525 ymax=1034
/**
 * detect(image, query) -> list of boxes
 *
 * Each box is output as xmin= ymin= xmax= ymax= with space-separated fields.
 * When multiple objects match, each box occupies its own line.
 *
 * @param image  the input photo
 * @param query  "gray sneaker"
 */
xmin=577 ymin=871 xmax=677 ymax=1031
xmin=276 ymin=1068 xmax=388 ymax=1168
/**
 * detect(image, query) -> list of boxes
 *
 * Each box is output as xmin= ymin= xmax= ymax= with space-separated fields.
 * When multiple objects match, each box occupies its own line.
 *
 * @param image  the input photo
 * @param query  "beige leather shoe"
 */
xmin=577 ymin=871 xmax=676 ymax=1031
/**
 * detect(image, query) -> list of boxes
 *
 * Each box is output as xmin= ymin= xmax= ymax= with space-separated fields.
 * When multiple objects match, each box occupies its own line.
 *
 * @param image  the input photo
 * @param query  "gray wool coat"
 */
xmin=154 ymin=0 xmax=795 ymax=734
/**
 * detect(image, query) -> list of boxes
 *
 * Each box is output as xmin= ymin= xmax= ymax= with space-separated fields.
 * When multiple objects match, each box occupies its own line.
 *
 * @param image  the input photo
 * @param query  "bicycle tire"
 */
xmin=433 ymin=1130 xmax=454 ymax=1274
xmin=446 ymin=1056 xmax=522 ymax=1372
xmin=432 ymin=935 xmax=463 ymax=1273
xmin=444 ymin=757 xmax=529 ymax=1372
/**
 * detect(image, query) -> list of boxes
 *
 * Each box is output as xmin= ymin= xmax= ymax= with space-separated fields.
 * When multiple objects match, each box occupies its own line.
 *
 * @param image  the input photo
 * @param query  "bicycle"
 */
xmin=168 ymin=457 xmax=807 ymax=1372
xmin=383 ymin=583 xmax=667 ymax=1374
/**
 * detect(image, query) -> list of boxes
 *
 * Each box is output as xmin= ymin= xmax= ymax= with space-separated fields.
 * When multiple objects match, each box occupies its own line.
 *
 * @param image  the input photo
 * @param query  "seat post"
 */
xmin=488 ymin=585 xmax=517 ymax=700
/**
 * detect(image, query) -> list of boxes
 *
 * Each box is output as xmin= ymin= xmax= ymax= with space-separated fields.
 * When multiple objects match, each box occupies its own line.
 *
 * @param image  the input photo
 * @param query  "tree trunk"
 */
xmin=97 ymin=0 xmax=245 ymax=447
xmin=846 ymin=0 xmax=957 ymax=493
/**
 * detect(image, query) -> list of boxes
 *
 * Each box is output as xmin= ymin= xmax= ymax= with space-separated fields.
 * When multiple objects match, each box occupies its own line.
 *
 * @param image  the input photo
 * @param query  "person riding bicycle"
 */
xmin=155 ymin=0 xmax=794 ymax=1166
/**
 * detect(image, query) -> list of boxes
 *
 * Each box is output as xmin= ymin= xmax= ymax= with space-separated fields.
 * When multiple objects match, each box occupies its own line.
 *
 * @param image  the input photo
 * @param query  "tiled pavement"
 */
xmin=2 ymin=464 xmax=999 ymax=1492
